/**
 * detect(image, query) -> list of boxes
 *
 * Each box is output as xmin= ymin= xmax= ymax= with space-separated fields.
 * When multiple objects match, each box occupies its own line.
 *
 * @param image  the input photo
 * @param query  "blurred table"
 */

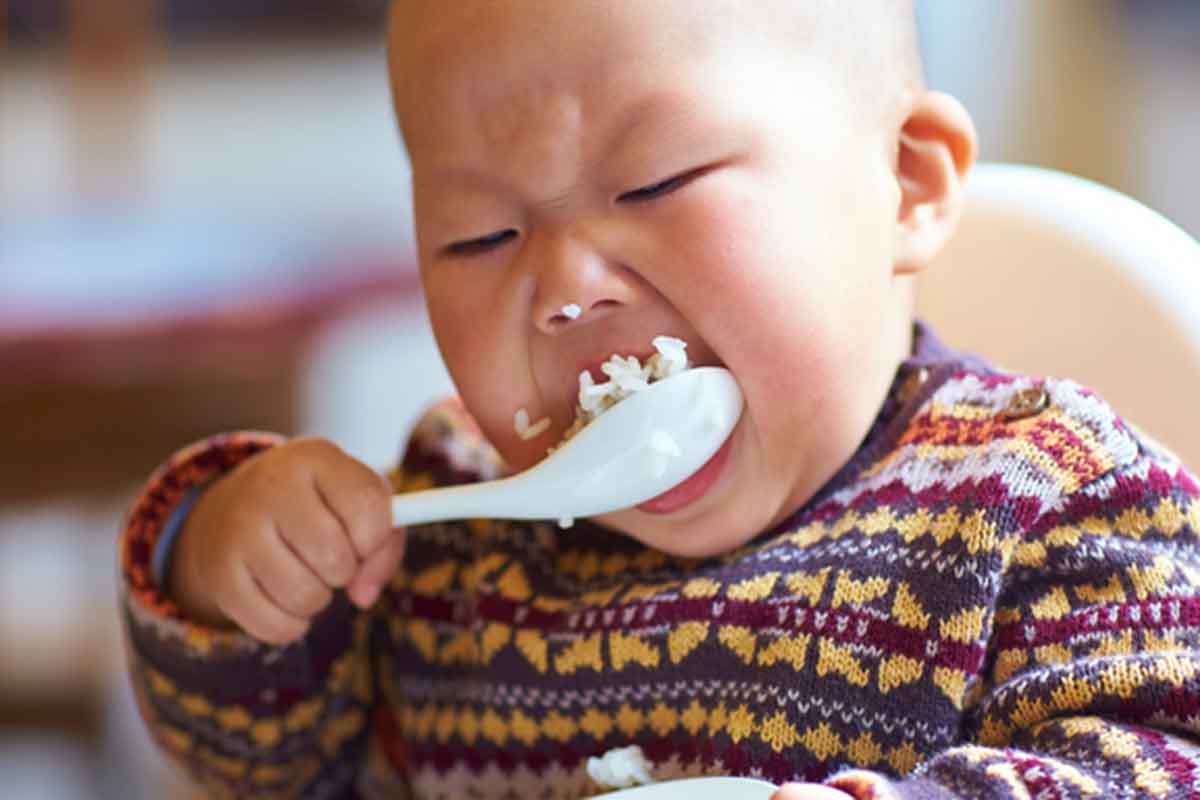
xmin=0 ymin=209 xmax=419 ymax=797
xmin=0 ymin=212 xmax=419 ymax=503
xmin=2 ymin=20 xmax=418 ymax=794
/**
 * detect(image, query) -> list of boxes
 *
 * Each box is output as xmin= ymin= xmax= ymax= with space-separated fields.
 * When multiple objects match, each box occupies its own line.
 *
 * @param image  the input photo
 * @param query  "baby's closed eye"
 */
xmin=617 ymin=167 xmax=704 ymax=203
xmin=444 ymin=228 xmax=518 ymax=258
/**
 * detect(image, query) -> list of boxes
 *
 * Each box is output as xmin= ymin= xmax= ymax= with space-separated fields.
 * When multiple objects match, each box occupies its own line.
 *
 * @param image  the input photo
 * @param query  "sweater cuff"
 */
xmin=119 ymin=431 xmax=283 ymax=638
xmin=150 ymin=481 xmax=209 ymax=589
xmin=118 ymin=432 xmax=369 ymax=709
xmin=117 ymin=429 xmax=375 ymax=783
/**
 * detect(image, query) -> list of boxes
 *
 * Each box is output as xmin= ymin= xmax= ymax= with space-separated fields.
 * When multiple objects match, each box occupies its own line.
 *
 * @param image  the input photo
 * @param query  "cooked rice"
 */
xmin=513 ymin=408 xmax=552 ymax=441
xmin=559 ymin=336 xmax=690 ymax=445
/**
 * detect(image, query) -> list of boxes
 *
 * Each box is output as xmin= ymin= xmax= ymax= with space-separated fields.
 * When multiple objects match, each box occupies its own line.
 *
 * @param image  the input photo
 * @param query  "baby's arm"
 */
xmin=120 ymin=432 xmax=401 ymax=797
xmin=815 ymin=440 xmax=1200 ymax=799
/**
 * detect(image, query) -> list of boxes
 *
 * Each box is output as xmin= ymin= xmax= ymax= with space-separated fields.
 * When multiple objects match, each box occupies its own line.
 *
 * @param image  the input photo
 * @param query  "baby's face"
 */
xmin=391 ymin=2 xmax=913 ymax=557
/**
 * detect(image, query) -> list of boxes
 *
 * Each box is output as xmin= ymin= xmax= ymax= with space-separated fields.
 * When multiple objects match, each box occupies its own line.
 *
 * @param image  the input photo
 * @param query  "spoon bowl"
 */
xmin=391 ymin=367 xmax=743 ymax=526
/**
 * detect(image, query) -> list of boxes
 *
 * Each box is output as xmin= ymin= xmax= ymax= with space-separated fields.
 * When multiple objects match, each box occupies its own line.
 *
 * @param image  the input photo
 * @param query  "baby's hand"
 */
xmin=168 ymin=438 xmax=401 ymax=645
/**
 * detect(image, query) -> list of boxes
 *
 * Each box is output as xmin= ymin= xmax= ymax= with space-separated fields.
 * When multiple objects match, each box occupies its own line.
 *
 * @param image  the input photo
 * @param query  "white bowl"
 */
xmin=586 ymin=776 xmax=777 ymax=800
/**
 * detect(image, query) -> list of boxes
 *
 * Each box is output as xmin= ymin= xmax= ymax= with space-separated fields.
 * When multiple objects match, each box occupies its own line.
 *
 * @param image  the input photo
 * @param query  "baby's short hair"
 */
xmin=764 ymin=0 xmax=925 ymax=126
xmin=388 ymin=0 xmax=924 ymax=131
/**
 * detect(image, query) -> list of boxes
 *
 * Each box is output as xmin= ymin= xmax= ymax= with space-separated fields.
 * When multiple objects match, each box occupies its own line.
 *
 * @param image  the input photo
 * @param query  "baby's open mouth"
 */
xmin=513 ymin=336 xmax=692 ymax=448
xmin=512 ymin=337 xmax=693 ymax=529
xmin=560 ymin=336 xmax=690 ymax=445
xmin=506 ymin=335 xmax=739 ymax=527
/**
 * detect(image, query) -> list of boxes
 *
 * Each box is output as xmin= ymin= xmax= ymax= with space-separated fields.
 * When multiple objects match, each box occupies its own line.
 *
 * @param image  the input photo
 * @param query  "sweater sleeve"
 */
xmin=119 ymin=432 xmax=382 ymax=798
xmin=827 ymin=441 xmax=1200 ymax=799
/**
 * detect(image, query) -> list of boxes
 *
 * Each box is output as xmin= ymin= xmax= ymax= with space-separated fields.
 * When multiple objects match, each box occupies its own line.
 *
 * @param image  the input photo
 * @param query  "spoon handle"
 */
xmin=391 ymin=476 xmax=541 ymax=526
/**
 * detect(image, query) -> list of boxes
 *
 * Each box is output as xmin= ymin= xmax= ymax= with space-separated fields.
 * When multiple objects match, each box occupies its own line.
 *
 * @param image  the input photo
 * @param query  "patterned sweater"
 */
xmin=120 ymin=325 xmax=1200 ymax=799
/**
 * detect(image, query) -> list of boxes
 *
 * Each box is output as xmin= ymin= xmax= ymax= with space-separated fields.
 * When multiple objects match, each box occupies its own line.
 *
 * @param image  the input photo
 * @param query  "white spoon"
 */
xmin=391 ymin=367 xmax=743 ymax=526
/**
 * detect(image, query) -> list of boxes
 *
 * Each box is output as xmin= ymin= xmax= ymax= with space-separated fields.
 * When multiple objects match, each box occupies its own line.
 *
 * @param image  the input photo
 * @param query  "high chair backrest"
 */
xmin=918 ymin=162 xmax=1200 ymax=468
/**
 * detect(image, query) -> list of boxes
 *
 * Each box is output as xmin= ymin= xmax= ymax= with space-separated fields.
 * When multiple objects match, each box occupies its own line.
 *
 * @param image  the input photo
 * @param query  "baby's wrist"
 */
xmin=166 ymin=516 xmax=233 ymax=629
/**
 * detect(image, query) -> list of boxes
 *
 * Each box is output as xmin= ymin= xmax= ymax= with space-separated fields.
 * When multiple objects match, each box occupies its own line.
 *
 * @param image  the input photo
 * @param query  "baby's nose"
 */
xmin=530 ymin=236 xmax=637 ymax=334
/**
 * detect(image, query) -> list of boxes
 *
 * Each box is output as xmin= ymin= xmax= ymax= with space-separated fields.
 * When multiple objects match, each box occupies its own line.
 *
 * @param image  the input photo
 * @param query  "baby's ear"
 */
xmin=892 ymin=91 xmax=977 ymax=275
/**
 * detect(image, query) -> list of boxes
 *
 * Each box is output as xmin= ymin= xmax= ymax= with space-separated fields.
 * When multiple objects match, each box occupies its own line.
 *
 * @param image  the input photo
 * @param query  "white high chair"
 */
xmin=918 ymin=162 xmax=1200 ymax=468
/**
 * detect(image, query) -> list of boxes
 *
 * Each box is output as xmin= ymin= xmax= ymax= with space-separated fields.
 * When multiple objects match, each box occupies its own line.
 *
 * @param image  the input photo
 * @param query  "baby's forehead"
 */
xmin=390 ymin=3 xmax=713 ymax=140
xmin=389 ymin=1 xmax=719 ymax=79
xmin=388 ymin=0 xmax=919 ymax=127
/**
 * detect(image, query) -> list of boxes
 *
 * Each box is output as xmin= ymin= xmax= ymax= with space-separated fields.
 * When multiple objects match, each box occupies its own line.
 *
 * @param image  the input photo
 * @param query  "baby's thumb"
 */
xmin=346 ymin=527 xmax=406 ymax=609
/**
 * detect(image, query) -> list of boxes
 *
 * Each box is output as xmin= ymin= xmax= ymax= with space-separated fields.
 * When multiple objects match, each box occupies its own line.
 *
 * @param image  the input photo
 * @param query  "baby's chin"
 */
xmin=594 ymin=496 xmax=768 ymax=559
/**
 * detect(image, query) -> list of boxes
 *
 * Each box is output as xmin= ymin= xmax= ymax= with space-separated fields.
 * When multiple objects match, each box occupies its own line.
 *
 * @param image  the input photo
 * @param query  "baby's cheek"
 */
xmin=425 ymin=277 xmax=533 ymax=443
xmin=671 ymin=189 xmax=806 ymax=315
xmin=455 ymin=382 xmax=530 ymax=460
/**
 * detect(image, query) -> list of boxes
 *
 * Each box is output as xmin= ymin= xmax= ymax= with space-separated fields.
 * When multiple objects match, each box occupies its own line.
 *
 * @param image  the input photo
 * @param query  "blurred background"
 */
xmin=1 ymin=1 xmax=1198 ymax=797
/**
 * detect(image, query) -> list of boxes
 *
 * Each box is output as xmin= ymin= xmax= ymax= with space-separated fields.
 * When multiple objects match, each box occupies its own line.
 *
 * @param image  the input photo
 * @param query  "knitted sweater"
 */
xmin=119 ymin=325 xmax=1200 ymax=799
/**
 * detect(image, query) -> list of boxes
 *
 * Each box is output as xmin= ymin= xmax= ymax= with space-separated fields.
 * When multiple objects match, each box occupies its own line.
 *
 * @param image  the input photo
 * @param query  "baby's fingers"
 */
xmin=273 ymin=506 xmax=358 ymax=589
xmin=251 ymin=526 xmax=334 ymax=619
xmin=346 ymin=528 xmax=406 ymax=609
xmin=306 ymin=444 xmax=394 ymax=559
xmin=223 ymin=561 xmax=311 ymax=645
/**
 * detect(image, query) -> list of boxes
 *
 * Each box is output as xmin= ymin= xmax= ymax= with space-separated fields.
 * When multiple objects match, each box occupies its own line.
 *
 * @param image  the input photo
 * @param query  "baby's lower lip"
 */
xmin=636 ymin=432 xmax=734 ymax=515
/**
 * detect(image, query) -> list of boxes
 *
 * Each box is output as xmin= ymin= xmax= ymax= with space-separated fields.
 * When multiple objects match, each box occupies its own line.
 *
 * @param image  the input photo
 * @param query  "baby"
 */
xmin=119 ymin=2 xmax=1200 ymax=798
